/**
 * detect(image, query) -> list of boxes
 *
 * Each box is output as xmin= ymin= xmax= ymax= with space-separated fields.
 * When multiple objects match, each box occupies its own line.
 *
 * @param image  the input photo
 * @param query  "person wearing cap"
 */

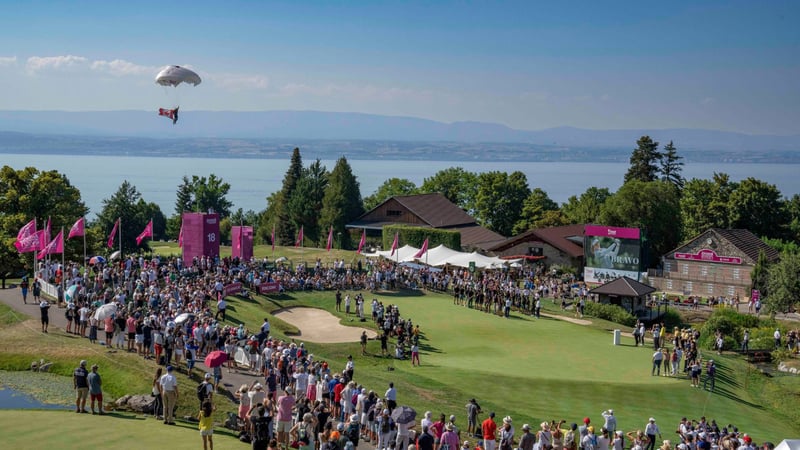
xmin=565 ymin=423 xmax=578 ymax=450
xmin=581 ymin=426 xmax=598 ymax=450
xmin=703 ymin=360 xmax=717 ymax=392
xmin=537 ymin=421 xmax=551 ymax=450
xmin=579 ymin=418 xmax=591 ymax=446
xmin=39 ymin=297 xmax=50 ymax=333
xmin=377 ymin=408 xmax=394 ymax=450
xmin=87 ymin=364 xmax=104 ymax=415
xmin=465 ymin=398 xmax=482 ymax=436
xmin=462 ymin=441 xmax=472 ymax=450
xmin=73 ymin=360 xmax=90 ymax=413
xmin=644 ymin=419 xmax=661 ymax=450
xmin=440 ymin=422 xmax=461 ymax=450
xmin=602 ymin=410 xmax=617 ymax=434
xmin=519 ymin=424 xmax=535 ymax=450
xmin=277 ymin=386 xmax=296 ymax=448
xmin=482 ymin=412 xmax=498 ymax=450
xmin=159 ymin=365 xmax=179 ymax=425
xmin=418 ymin=426 xmax=435 ymax=450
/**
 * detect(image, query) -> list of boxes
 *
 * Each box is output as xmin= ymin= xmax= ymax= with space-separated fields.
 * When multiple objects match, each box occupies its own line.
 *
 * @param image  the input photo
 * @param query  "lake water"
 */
xmin=2 ymin=153 xmax=798 ymax=218
xmin=0 ymin=385 xmax=70 ymax=410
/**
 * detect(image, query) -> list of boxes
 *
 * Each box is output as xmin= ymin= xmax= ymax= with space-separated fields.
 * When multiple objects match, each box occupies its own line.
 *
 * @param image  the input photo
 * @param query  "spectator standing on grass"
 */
xmin=741 ymin=330 xmax=750 ymax=353
xmin=644 ymin=419 xmax=660 ymax=450
xmin=774 ymin=329 xmax=781 ymax=349
xmin=482 ymin=412 xmax=497 ymax=450
xmin=703 ymin=360 xmax=716 ymax=392
xmin=87 ymin=364 xmax=104 ymax=415
xmin=39 ymin=299 xmax=50 ymax=333
xmin=159 ymin=365 xmax=179 ymax=425
xmin=466 ymin=398 xmax=482 ymax=436
xmin=652 ymin=349 xmax=664 ymax=376
xmin=385 ymin=382 xmax=397 ymax=412
xmin=198 ymin=399 xmax=215 ymax=450
xmin=73 ymin=360 xmax=89 ymax=414
xmin=152 ymin=367 xmax=163 ymax=419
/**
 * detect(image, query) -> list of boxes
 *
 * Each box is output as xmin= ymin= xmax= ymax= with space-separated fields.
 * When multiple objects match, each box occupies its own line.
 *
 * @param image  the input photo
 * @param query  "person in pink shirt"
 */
xmin=277 ymin=386 xmax=296 ymax=448
xmin=439 ymin=423 xmax=460 ymax=450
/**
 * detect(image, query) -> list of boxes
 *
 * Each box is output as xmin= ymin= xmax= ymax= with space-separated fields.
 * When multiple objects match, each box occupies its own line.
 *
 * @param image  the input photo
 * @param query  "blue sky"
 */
xmin=1 ymin=0 xmax=798 ymax=134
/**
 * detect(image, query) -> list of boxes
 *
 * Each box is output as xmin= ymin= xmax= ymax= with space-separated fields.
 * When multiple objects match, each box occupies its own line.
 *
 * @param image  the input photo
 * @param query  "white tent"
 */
xmin=775 ymin=440 xmax=800 ymax=450
xmin=419 ymin=244 xmax=464 ymax=267
xmin=373 ymin=244 xmax=420 ymax=262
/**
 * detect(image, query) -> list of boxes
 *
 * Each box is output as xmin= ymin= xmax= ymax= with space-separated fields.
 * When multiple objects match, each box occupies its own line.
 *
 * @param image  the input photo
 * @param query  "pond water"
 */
xmin=0 ymin=385 xmax=71 ymax=410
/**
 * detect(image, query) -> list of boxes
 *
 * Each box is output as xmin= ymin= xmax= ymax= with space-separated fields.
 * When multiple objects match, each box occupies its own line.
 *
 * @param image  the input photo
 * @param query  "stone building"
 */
xmin=648 ymin=228 xmax=779 ymax=300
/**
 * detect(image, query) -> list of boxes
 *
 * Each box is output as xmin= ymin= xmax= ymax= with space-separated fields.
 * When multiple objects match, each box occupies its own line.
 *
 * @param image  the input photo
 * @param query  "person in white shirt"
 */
xmin=159 ymin=365 xmax=179 ymax=425
xmin=774 ymin=329 xmax=782 ymax=349
xmin=644 ymin=418 xmax=661 ymax=450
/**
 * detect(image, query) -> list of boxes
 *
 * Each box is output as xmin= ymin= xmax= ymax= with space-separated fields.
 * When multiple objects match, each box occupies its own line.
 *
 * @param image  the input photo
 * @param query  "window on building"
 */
xmin=681 ymin=264 xmax=688 ymax=275
xmin=685 ymin=281 xmax=693 ymax=294
xmin=666 ymin=280 xmax=673 ymax=290
xmin=700 ymin=265 xmax=708 ymax=276
xmin=732 ymin=268 xmax=740 ymax=280
xmin=664 ymin=261 xmax=672 ymax=272
xmin=707 ymin=283 xmax=714 ymax=294
xmin=727 ymin=286 xmax=735 ymax=296
xmin=386 ymin=210 xmax=402 ymax=217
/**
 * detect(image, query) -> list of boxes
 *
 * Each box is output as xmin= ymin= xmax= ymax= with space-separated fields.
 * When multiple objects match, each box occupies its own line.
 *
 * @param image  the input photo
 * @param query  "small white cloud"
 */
xmin=91 ymin=59 xmax=156 ymax=77
xmin=701 ymin=97 xmax=715 ymax=105
xmin=211 ymin=73 xmax=270 ymax=90
xmin=0 ymin=56 xmax=17 ymax=67
xmin=26 ymin=55 xmax=88 ymax=73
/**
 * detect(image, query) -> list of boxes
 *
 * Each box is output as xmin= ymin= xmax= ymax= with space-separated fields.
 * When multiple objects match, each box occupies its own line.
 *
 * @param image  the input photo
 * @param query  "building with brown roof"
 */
xmin=589 ymin=276 xmax=656 ymax=314
xmin=346 ymin=193 xmax=505 ymax=251
xmin=648 ymin=228 xmax=780 ymax=300
xmin=488 ymin=224 xmax=585 ymax=269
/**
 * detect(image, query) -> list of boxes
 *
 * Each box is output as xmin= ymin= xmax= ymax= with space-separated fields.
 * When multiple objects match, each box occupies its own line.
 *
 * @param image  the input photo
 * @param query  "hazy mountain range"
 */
xmin=1 ymin=110 xmax=798 ymax=162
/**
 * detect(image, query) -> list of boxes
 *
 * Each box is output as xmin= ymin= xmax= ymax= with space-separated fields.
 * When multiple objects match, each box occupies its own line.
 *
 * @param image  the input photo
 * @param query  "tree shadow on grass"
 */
xmin=377 ymin=290 xmax=426 ymax=298
xmin=105 ymin=412 xmax=145 ymax=420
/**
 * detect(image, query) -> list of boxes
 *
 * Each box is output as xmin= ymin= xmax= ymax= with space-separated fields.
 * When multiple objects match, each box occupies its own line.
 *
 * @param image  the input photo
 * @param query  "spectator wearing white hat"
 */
xmin=602 ymin=410 xmax=617 ymax=434
xmin=519 ymin=424 xmax=535 ymax=450
xmin=644 ymin=419 xmax=661 ymax=450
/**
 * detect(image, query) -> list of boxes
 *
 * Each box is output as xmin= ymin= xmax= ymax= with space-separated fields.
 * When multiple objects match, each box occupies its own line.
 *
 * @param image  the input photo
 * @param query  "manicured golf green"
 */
xmin=226 ymin=288 xmax=798 ymax=440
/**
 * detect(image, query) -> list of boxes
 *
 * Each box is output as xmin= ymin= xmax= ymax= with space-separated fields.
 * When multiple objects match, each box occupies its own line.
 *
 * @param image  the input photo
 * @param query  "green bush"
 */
xmin=660 ymin=308 xmax=683 ymax=329
xmin=584 ymin=302 xmax=636 ymax=326
xmin=699 ymin=309 xmax=780 ymax=350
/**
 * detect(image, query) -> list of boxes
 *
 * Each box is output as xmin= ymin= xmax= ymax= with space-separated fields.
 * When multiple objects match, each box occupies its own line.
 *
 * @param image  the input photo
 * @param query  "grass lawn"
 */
xmin=224 ymin=288 xmax=798 ymax=440
xmin=0 ymin=410 xmax=241 ymax=449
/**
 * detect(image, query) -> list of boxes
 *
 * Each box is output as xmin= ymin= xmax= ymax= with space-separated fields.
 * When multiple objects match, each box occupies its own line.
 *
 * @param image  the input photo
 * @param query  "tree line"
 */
xmin=2 ymin=137 xmax=799 ymax=284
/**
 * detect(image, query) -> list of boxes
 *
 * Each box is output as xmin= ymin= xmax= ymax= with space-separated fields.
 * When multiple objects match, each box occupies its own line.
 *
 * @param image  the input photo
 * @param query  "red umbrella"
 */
xmin=204 ymin=350 xmax=228 ymax=368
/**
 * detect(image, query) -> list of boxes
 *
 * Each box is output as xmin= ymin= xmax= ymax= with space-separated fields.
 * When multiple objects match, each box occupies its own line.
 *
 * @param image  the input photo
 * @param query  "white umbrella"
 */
xmin=275 ymin=256 xmax=288 ymax=263
xmin=110 ymin=250 xmax=122 ymax=261
xmin=174 ymin=312 xmax=195 ymax=325
xmin=93 ymin=303 xmax=117 ymax=321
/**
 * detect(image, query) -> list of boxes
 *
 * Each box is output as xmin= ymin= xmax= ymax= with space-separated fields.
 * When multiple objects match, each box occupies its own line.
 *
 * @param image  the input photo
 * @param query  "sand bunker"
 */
xmin=273 ymin=307 xmax=378 ymax=343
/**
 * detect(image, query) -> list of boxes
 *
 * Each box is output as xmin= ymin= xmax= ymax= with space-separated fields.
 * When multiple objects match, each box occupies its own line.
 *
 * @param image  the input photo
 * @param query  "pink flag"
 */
xmin=414 ymin=238 xmax=429 ymax=259
xmin=68 ymin=217 xmax=85 ymax=239
xmin=390 ymin=232 xmax=399 ymax=256
xmin=16 ymin=229 xmax=44 ymax=253
xmin=107 ymin=218 xmax=119 ymax=249
xmin=178 ymin=222 xmax=184 ymax=248
xmin=37 ymin=230 xmax=64 ymax=260
xmin=325 ymin=226 xmax=333 ymax=252
xmin=43 ymin=218 xmax=51 ymax=248
xmin=271 ymin=225 xmax=275 ymax=252
xmin=356 ymin=230 xmax=366 ymax=254
xmin=16 ymin=219 xmax=36 ymax=241
xmin=295 ymin=226 xmax=304 ymax=248
xmin=136 ymin=219 xmax=153 ymax=245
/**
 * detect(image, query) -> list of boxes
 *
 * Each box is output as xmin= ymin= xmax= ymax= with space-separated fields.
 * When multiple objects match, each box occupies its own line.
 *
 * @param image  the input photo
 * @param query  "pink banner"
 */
xmin=584 ymin=225 xmax=640 ymax=240
xmin=674 ymin=249 xmax=742 ymax=265
xmin=223 ymin=282 xmax=242 ymax=296
xmin=231 ymin=226 xmax=254 ymax=261
xmin=181 ymin=212 xmax=220 ymax=262
xmin=258 ymin=282 xmax=281 ymax=294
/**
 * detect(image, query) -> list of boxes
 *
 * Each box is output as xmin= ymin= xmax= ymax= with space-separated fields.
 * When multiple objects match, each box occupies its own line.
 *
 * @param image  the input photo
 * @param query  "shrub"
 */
xmin=660 ymin=308 xmax=683 ymax=329
xmin=584 ymin=302 xmax=636 ymax=327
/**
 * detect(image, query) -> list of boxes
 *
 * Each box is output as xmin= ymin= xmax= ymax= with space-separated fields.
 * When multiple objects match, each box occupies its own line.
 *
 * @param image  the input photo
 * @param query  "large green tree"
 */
xmin=728 ymin=177 xmax=788 ymax=239
xmin=624 ymin=136 xmax=661 ymax=183
xmin=274 ymin=148 xmax=304 ymax=245
xmin=363 ymin=178 xmax=417 ymax=211
xmin=765 ymin=252 xmax=800 ymax=315
xmin=660 ymin=141 xmax=685 ymax=190
xmin=474 ymin=171 xmax=529 ymax=237
xmin=599 ymin=180 xmax=682 ymax=266
xmin=419 ymin=167 xmax=478 ymax=213
xmin=190 ymin=174 xmax=233 ymax=218
xmin=680 ymin=173 xmax=737 ymax=238
xmin=287 ymin=159 xmax=329 ymax=245
xmin=0 ymin=166 xmax=88 ymax=282
xmin=319 ymin=156 xmax=364 ymax=249
xmin=512 ymin=188 xmax=559 ymax=234
xmin=96 ymin=181 xmax=155 ymax=254
xmin=786 ymin=194 xmax=800 ymax=242
xmin=561 ymin=187 xmax=612 ymax=224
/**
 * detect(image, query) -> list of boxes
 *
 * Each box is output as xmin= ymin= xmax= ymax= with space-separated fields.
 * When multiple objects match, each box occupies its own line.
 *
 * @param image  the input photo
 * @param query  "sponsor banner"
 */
xmin=673 ymin=248 xmax=742 ymax=265
xmin=584 ymin=225 xmax=641 ymax=273
xmin=258 ymin=282 xmax=280 ymax=294
xmin=584 ymin=267 xmax=642 ymax=284
xmin=751 ymin=289 xmax=760 ymax=302
xmin=223 ymin=282 xmax=242 ymax=296
xmin=584 ymin=225 xmax=640 ymax=240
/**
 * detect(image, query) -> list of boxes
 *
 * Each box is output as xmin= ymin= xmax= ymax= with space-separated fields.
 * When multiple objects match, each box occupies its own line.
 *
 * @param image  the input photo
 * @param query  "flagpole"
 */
xmin=61 ymin=227 xmax=65 ymax=305
xmin=82 ymin=217 xmax=86 ymax=276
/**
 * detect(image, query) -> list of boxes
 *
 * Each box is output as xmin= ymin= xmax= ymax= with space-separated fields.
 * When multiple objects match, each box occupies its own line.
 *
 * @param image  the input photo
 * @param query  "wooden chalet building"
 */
xmin=346 ymin=193 xmax=505 ymax=251
xmin=488 ymin=224 xmax=585 ymax=269
xmin=649 ymin=228 xmax=780 ymax=300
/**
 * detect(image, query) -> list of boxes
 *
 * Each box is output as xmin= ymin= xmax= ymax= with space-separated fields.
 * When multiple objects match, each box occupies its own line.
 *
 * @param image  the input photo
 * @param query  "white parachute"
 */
xmin=155 ymin=65 xmax=201 ymax=87
xmin=155 ymin=65 xmax=201 ymax=124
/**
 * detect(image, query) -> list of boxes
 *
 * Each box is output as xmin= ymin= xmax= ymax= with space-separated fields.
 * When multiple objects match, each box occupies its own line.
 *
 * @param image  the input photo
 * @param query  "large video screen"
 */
xmin=583 ymin=225 xmax=641 ymax=283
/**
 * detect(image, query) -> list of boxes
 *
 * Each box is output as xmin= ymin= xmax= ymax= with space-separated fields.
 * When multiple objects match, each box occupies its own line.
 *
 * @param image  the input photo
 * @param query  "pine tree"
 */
xmin=275 ymin=148 xmax=303 ymax=245
xmin=624 ymin=136 xmax=661 ymax=183
xmin=319 ymin=156 xmax=364 ymax=249
xmin=660 ymin=141 xmax=685 ymax=189
xmin=174 ymin=175 xmax=193 ymax=216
